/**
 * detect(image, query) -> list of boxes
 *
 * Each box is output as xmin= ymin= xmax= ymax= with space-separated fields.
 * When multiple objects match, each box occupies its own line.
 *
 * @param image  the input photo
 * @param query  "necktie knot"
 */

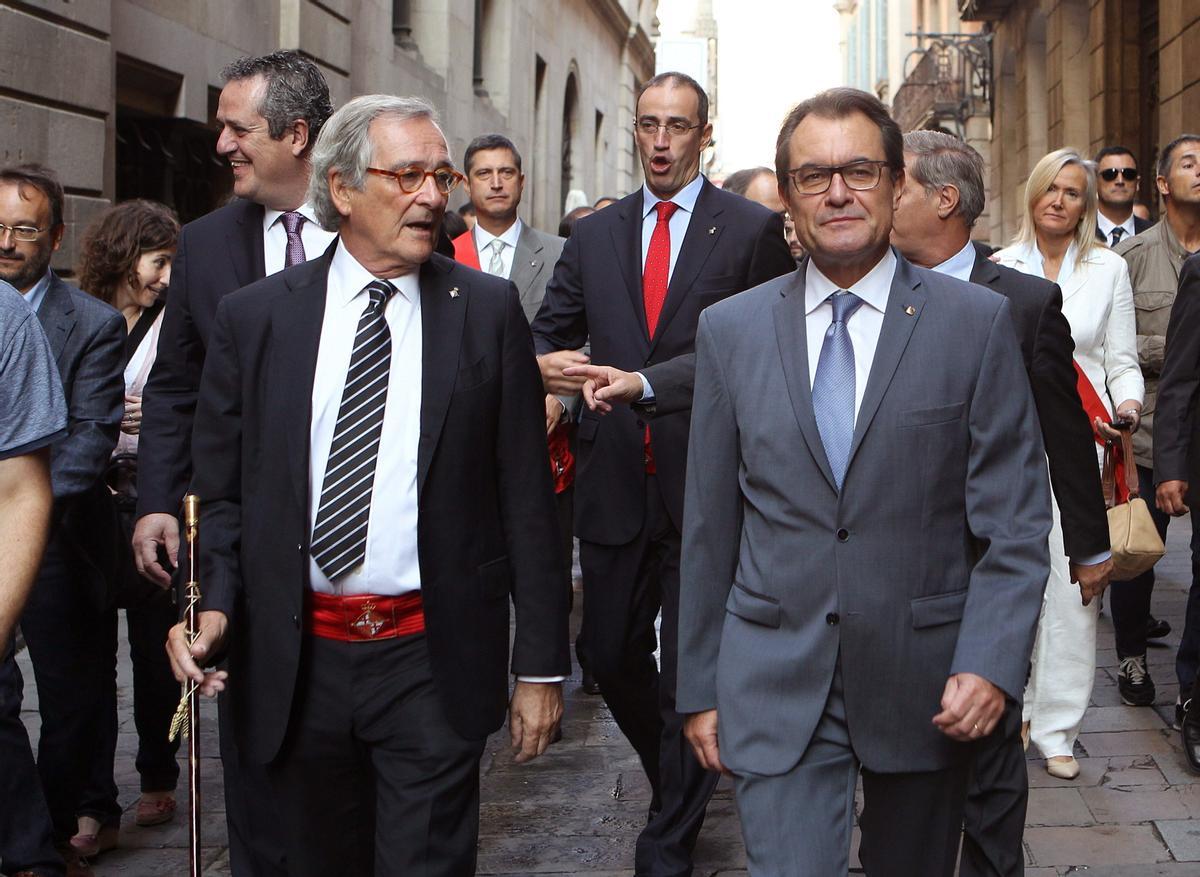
xmin=365 ymin=280 xmax=396 ymax=311
xmin=1110 ymin=227 xmax=1125 ymax=246
xmin=829 ymin=290 xmax=863 ymax=324
xmin=655 ymin=201 xmax=679 ymax=224
xmin=281 ymin=211 xmax=305 ymax=235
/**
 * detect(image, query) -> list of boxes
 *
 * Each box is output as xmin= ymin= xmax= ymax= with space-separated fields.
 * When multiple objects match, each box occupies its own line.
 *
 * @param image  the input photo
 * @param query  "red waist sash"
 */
xmin=306 ymin=591 xmax=425 ymax=641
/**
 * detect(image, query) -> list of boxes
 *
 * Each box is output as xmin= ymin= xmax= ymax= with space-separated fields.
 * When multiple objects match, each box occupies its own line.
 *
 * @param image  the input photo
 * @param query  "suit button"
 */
xmin=297 ymin=544 xmax=304 ymax=552
xmin=292 ymin=614 xmax=300 ymax=629
xmin=836 ymin=528 xmax=849 ymax=542
xmin=826 ymin=612 xmax=840 ymax=626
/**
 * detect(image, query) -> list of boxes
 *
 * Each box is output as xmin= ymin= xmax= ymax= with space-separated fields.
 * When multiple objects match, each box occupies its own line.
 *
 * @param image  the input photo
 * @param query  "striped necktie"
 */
xmin=486 ymin=238 xmax=506 ymax=276
xmin=309 ymin=279 xmax=396 ymax=581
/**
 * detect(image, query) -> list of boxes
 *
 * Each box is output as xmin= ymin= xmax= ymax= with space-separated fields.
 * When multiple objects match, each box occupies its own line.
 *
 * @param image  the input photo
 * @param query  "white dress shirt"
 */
xmin=21 ymin=271 xmax=52 ymax=313
xmin=636 ymin=174 xmax=706 ymax=400
xmin=307 ymin=241 xmax=423 ymax=596
xmin=931 ymin=240 xmax=977 ymax=283
xmin=472 ymin=218 xmax=523 ymax=279
xmin=804 ymin=248 xmax=895 ymax=421
xmin=263 ymin=203 xmax=337 ymax=276
xmin=1096 ymin=211 xmax=1137 ymax=247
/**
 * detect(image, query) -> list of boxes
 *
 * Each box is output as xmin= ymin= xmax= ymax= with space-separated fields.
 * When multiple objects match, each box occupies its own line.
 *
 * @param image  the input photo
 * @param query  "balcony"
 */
xmin=891 ymin=33 xmax=992 ymax=133
xmin=958 ymin=0 xmax=1015 ymax=21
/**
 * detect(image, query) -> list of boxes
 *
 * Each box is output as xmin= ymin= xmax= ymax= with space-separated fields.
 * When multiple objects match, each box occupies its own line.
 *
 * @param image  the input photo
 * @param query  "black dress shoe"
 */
xmin=580 ymin=668 xmax=601 ymax=696
xmin=1182 ymin=699 xmax=1200 ymax=775
xmin=1147 ymin=616 xmax=1172 ymax=640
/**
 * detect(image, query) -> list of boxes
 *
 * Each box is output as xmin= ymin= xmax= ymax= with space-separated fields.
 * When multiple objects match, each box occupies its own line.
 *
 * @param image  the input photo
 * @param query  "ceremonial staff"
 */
xmin=168 ymin=493 xmax=202 ymax=877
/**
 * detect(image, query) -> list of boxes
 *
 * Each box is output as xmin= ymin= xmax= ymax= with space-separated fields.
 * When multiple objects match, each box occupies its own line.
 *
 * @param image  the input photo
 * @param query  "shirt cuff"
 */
xmin=1072 ymin=550 xmax=1112 ymax=567
xmin=637 ymin=371 xmax=654 ymax=402
xmin=516 ymin=675 xmax=567 ymax=684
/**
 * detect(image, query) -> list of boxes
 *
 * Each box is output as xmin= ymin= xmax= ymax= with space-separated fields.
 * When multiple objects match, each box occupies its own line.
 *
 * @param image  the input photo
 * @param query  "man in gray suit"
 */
xmin=0 ymin=164 xmax=124 ymax=874
xmin=677 ymin=89 xmax=1052 ymax=876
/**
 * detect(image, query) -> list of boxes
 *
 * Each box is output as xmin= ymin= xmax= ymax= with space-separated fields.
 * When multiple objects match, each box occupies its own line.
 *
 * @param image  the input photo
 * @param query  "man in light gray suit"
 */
xmin=677 ymin=89 xmax=1053 ymax=876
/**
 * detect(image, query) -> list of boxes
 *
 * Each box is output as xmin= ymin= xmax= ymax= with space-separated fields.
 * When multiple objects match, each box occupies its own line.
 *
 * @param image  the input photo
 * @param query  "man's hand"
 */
xmin=166 ymin=610 xmax=229 ymax=698
xmin=562 ymin=365 xmax=644 ymax=415
xmin=537 ymin=350 xmax=590 ymax=395
xmin=544 ymin=394 xmax=566 ymax=435
xmin=1070 ymin=557 xmax=1113 ymax=607
xmin=509 ymin=681 xmax=564 ymax=763
xmin=1158 ymin=480 xmax=1189 ymax=516
xmin=684 ymin=709 xmax=732 ymax=775
xmin=932 ymin=673 xmax=1005 ymax=742
xmin=132 ymin=513 xmax=179 ymax=588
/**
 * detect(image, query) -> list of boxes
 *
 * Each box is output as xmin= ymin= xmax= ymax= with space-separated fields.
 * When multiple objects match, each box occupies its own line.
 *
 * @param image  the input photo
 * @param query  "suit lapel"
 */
xmin=651 ymin=179 xmax=722 ymax=355
xmin=1058 ymin=255 xmax=1091 ymax=305
xmin=36 ymin=274 xmax=76 ymax=363
xmin=274 ymin=254 xmax=332 ymax=514
xmin=845 ymin=258 xmax=926 ymax=470
xmin=773 ymin=267 xmax=838 ymax=493
xmin=510 ymin=225 xmax=544 ymax=314
xmin=417 ymin=258 xmax=468 ymax=495
xmin=228 ymin=199 xmax=266 ymax=287
xmin=969 ymin=248 xmax=1002 ymax=290
xmin=610 ymin=192 xmax=651 ymax=345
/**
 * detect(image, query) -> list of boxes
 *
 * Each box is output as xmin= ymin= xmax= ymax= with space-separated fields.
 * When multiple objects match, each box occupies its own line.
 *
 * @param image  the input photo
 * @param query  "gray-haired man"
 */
xmin=891 ymin=130 xmax=1109 ymax=876
xmin=167 ymin=94 xmax=569 ymax=874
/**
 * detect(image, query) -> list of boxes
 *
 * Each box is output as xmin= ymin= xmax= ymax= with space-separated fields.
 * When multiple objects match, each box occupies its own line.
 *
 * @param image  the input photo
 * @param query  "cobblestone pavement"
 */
xmin=17 ymin=517 xmax=1200 ymax=875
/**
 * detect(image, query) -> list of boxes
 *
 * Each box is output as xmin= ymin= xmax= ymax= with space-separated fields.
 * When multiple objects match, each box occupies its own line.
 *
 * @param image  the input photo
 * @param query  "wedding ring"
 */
xmin=973 ymin=723 xmax=981 ymax=734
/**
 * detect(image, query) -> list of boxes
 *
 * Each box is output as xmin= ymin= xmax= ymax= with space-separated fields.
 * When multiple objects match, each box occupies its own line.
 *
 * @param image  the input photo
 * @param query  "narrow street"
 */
xmin=19 ymin=518 xmax=1200 ymax=875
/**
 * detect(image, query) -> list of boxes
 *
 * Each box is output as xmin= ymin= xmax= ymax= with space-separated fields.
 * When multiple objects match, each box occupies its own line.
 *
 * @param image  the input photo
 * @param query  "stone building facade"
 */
xmin=0 ymin=0 xmax=658 ymax=270
xmin=960 ymin=0 xmax=1200 ymax=244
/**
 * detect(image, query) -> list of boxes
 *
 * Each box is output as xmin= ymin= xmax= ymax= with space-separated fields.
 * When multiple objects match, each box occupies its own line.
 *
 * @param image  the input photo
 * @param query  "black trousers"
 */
xmin=79 ymin=594 xmax=182 ymax=823
xmin=959 ymin=702 xmax=1028 ymax=877
xmin=579 ymin=476 xmax=719 ymax=877
xmin=1110 ymin=465 xmax=1170 ymax=658
xmin=19 ymin=534 xmax=110 ymax=841
xmin=265 ymin=632 xmax=486 ymax=877
xmin=0 ymin=639 xmax=63 ymax=876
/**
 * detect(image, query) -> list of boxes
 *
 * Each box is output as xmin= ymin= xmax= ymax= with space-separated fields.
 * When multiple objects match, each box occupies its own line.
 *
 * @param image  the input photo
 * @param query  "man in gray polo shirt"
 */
xmin=0 ymin=279 xmax=70 ymax=876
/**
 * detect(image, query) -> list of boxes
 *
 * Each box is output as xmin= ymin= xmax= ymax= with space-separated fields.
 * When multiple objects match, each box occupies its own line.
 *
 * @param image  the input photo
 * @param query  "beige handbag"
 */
xmin=1103 ymin=429 xmax=1165 ymax=580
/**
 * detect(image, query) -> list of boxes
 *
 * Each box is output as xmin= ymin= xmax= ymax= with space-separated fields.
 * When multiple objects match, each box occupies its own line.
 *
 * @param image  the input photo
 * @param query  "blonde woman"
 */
xmin=995 ymin=148 xmax=1143 ymax=779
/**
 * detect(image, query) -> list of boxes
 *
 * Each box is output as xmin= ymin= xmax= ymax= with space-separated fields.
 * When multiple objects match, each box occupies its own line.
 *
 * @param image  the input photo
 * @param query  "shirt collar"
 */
xmin=263 ymin=202 xmax=322 ymax=233
xmin=21 ymin=270 xmax=53 ymax=314
xmin=931 ymin=240 xmax=977 ymax=283
xmin=804 ymin=247 xmax=896 ymax=316
xmin=329 ymin=239 xmax=419 ymax=309
xmin=472 ymin=217 xmax=523 ymax=251
xmin=1096 ymin=210 xmax=1135 ymax=238
xmin=641 ymin=173 xmax=705 ymax=220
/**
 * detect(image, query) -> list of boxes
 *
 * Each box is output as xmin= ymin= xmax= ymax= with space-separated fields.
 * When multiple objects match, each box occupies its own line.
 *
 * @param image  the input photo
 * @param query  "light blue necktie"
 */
xmin=812 ymin=291 xmax=864 ymax=489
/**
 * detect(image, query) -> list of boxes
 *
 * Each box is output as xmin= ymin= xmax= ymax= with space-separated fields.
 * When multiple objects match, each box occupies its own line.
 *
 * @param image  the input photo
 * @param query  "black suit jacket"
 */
xmin=138 ymin=198 xmax=266 ymax=517
xmin=1095 ymin=215 xmax=1154 ymax=244
xmin=191 ymin=249 xmax=569 ymax=763
xmin=530 ymin=179 xmax=794 ymax=544
xmin=1153 ymin=253 xmax=1200 ymax=484
xmin=970 ymin=244 xmax=1109 ymax=559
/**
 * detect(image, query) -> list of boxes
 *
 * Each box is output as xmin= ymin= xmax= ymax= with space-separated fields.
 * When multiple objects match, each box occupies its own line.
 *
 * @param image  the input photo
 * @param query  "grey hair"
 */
xmin=221 ymin=51 xmax=332 ymax=153
xmin=307 ymin=95 xmax=441 ymax=231
xmin=902 ymin=130 xmax=987 ymax=228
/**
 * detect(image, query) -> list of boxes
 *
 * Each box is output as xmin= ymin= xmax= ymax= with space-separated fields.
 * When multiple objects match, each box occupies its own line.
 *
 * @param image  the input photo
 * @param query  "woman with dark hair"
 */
xmin=70 ymin=199 xmax=181 ymax=857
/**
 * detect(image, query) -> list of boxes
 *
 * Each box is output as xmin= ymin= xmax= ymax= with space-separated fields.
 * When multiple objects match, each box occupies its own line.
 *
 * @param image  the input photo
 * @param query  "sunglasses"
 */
xmin=1100 ymin=167 xmax=1138 ymax=182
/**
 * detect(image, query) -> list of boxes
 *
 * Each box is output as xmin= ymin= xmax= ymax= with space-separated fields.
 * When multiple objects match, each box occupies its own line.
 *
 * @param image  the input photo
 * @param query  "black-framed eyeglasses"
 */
xmin=1099 ymin=167 xmax=1139 ymax=182
xmin=366 ymin=166 xmax=465 ymax=195
xmin=0 ymin=222 xmax=44 ymax=242
xmin=635 ymin=119 xmax=702 ymax=138
xmin=785 ymin=161 xmax=890 ymax=195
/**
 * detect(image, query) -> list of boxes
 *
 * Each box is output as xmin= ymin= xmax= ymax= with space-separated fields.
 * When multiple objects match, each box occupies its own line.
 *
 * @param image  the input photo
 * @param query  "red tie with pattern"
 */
xmin=642 ymin=201 xmax=679 ymax=337
xmin=641 ymin=200 xmax=678 ymax=474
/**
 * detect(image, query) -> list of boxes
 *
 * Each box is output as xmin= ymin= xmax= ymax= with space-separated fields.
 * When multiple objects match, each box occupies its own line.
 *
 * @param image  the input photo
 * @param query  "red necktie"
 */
xmin=641 ymin=201 xmax=678 ymax=474
xmin=642 ymin=201 xmax=679 ymax=337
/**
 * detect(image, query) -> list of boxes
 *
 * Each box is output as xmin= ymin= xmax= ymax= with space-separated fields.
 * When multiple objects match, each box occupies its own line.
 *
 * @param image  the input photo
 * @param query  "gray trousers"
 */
xmin=733 ymin=663 xmax=969 ymax=876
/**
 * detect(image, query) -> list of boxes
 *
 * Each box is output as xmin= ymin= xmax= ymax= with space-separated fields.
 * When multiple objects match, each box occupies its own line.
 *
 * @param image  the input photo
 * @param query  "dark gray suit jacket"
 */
xmin=678 ymin=254 xmax=1051 ymax=775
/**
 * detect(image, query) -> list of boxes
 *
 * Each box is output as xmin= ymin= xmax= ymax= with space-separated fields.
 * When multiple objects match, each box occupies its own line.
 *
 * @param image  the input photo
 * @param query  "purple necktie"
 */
xmin=282 ymin=211 xmax=307 ymax=268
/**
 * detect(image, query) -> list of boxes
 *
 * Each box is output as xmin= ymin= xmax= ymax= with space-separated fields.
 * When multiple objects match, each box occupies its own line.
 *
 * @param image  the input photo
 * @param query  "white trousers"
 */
xmin=1022 ymin=466 xmax=1101 ymax=759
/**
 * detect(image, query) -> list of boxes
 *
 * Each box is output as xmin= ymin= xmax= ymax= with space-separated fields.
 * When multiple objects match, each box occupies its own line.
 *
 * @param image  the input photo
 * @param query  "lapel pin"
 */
xmin=449 ymin=287 xmax=459 ymax=299
xmin=904 ymin=305 xmax=916 ymax=316
xmin=708 ymin=226 xmax=716 ymax=235
xmin=531 ymin=260 xmax=537 ymax=267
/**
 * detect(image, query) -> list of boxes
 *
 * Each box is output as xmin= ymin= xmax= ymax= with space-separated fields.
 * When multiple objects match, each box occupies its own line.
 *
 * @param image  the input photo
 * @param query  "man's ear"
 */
xmin=329 ymin=168 xmax=353 ymax=219
xmin=290 ymin=119 xmax=311 ymax=158
xmin=50 ymin=223 xmax=65 ymax=253
xmin=1157 ymin=174 xmax=1170 ymax=199
xmin=937 ymin=184 xmax=962 ymax=220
